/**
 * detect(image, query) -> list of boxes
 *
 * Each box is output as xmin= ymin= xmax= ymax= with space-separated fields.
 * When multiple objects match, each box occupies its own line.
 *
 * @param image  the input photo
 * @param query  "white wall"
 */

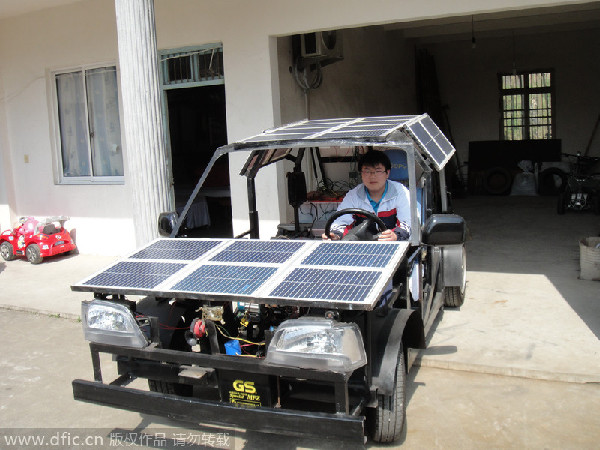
xmin=0 ymin=1 xmax=136 ymax=254
xmin=1 ymin=0 xmax=595 ymax=252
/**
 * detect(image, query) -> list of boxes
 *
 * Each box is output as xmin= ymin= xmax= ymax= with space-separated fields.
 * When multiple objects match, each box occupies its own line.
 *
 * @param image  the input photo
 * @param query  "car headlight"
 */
xmin=81 ymin=300 xmax=148 ymax=348
xmin=265 ymin=318 xmax=367 ymax=373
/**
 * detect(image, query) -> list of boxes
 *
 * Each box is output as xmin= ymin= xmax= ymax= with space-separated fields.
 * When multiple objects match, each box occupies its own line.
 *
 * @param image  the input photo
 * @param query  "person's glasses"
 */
xmin=361 ymin=169 xmax=387 ymax=176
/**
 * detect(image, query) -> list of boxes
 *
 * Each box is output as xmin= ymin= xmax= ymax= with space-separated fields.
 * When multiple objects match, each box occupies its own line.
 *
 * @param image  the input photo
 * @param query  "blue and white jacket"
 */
xmin=330 ymin=180 xmax=412 ymax=240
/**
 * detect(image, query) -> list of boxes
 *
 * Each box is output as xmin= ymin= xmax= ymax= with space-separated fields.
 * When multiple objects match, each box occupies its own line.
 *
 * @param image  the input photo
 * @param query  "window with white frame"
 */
xmin=53 ymin=65 xmax=123 ymax=182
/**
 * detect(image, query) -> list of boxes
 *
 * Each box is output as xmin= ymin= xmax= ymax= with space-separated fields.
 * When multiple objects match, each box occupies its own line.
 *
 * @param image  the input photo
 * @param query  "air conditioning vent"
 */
xmin=300 ymin=31 xmax=343 ymax=62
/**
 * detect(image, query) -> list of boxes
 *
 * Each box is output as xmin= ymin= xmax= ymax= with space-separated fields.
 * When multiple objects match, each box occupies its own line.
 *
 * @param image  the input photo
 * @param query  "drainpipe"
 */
xmin=114 ymin=0 xmax=171 ymax=247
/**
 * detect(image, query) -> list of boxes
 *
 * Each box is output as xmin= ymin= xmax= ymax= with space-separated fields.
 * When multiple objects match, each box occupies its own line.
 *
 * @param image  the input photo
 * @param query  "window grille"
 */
xmin=161 ymin=45 xmax=224 ymax=87
xmin=499 ymin=70 xmax=554 ymax=140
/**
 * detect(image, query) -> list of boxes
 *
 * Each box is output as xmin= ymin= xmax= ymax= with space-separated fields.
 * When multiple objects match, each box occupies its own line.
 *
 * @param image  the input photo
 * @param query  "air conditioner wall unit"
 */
xmin=300 ymin=31 xmax=343 ymax=61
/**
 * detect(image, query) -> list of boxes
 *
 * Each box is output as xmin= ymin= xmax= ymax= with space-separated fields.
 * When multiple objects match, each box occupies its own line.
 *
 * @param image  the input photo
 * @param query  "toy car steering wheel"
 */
xmin=324 ymin=208 xmax=387 ymax=241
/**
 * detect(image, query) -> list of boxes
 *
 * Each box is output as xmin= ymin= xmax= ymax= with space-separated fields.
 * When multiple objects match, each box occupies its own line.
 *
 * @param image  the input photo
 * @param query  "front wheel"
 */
xmin=0 ymin=241 xmax=16 ymax=261
xmin=369 ymin=345 xmax=406 ymax=443
xmin=443 ymin=245 xmax=466 ymax=307
xmin=148 ymin=318 xmax=193 ymax=397
xmin=26 ymin=244 xmax=43 ymax=264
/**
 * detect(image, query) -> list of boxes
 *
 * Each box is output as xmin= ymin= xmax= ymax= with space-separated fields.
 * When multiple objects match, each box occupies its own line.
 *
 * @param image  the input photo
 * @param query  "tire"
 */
xmin=148 ymin=379 xmax=192 ymax=396
xmin=370 ymin=345 xmax=406 ymax=443
xmin=25 ymin=244 xmax=43 ymax=264
xmin=443 ymin=245 xmax=466 ymax=308
xmin=483 ymin=167 xmax=512 ymax=195
xmin=0 ymin=241 xmax=16 ymax=261
xmin=444 ymin=286 xmax=465 ymax=307
xmin=148 ymin=318 xmax=193 ymax=397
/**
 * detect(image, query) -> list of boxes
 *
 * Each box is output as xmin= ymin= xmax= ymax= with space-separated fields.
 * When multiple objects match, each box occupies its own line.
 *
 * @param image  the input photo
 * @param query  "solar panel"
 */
xmin=231 ymin=114 xmax=455 ymax=171
xmin=405 ymin=115 xmax=455 ymax=170
xmin=130 ymin=239 xmax=221 ymax=260
xmin=238 ymin=116 xmax=414 ymax=146
xmin=82 ymin=261 xmax=186 ymax=289
xmin=301 ymin=242 xmax=397 ymax=268
xmin=268 ymin=268 xmax=381 ymax=303
xmin=210 ymin=240 xmax=306 ymax=264
xmin=72 ymin=239 xmax=409 ymax=310
xmin=172 ymin=264 xmax=277 ymax=296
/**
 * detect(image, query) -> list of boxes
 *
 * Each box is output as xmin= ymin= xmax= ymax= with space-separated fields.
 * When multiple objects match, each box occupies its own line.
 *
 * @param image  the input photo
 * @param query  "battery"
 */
xmin=218 ymin=370 xmax=276 ymax=408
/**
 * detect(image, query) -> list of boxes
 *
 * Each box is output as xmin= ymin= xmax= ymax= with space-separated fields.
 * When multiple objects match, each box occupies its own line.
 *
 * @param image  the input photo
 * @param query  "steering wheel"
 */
xmin=324 ymin=208 xmax=387 ymax=241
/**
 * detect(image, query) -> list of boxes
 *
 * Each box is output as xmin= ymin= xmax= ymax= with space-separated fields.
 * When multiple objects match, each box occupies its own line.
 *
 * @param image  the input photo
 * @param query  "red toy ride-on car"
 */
xmin=0 ymin=216 xmax=77 ymax=264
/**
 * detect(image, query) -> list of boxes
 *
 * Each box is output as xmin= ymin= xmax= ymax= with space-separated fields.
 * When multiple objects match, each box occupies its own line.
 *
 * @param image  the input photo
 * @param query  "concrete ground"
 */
xmin=419 ymin=195 xmax=600 ymax=383
xmin=0 ymin=195 xmax=599 ymax=448
xmin=1 ymin=309 xmax=599 ymax=449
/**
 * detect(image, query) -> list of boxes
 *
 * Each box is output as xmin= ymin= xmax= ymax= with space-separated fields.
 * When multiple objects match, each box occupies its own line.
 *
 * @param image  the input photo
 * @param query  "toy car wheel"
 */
xmin=370 ymin=344 xmax=406 ymax=443
xmin=0 ymin=241 xmax=16 ymax=261
xmin=25 ymin=244 xmax=43 ymax=264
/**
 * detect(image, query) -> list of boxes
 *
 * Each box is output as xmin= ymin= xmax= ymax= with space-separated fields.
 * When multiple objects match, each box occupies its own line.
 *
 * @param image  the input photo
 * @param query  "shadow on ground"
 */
xmin=453 ymin=195 xmax=600 ymax=338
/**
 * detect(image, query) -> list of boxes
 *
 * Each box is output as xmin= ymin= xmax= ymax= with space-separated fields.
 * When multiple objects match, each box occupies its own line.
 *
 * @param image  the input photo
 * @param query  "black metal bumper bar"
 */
xmin=88 ymin=342 xmax=350 ymax=383
xmin=72 ymin=380 xmax=365 ymax=442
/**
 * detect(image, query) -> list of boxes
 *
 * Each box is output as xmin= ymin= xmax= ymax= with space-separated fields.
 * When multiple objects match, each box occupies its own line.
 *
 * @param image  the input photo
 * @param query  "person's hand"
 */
xmin=322 ymin=232 xmax=341 ymax=240
xmin=377 ymin=229 xmax=397 ymax=241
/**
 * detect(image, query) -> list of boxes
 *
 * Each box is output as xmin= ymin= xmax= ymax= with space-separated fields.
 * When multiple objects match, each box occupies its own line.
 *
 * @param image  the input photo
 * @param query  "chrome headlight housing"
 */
xmin=81 ymin=300 xmax=148 ymax=348
xmin=266 ymin=318 xmax=367 ymax=373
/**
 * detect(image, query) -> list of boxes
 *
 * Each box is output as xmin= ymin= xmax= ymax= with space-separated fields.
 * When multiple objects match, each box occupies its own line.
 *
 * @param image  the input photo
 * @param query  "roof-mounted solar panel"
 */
xmin=229 ymin=114 xmax=455 ymax=171
xmin=404 ymin=115 xmax=455 ymax=170
xmin=236 ymin=116 xmax=414 ymax=147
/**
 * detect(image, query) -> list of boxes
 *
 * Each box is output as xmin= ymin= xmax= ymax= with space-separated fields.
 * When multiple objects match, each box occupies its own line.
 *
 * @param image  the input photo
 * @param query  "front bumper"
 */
xmin=72 ymin=379 xmax=364 ymax=441
xmin=73 ymin=342 xmax=365 ymax=442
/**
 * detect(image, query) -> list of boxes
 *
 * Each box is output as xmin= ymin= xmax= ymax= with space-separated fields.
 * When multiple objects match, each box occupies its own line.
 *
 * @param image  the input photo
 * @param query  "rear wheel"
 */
xmin=25 ymin=244 xmax=43 ymax=264
xmin=0 ymin=241 xmax=16 ymax=261
xmin=370 ymin=345 xmax=406 ymax=443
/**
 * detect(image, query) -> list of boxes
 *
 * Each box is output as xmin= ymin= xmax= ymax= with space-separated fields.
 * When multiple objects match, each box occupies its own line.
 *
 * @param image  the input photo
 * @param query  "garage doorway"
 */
xmin=161 ymin=45 xmax=232 ymax=237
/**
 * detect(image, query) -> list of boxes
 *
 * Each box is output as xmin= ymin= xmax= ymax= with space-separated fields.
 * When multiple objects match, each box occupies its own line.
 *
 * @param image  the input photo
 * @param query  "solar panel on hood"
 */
xmin=72 ymin=239 xmax=409 ymax=310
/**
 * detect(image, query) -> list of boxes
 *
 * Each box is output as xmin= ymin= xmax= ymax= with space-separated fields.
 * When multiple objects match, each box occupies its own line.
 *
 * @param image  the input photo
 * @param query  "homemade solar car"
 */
xmin=72 ymin=115 xmax=467 ymax=444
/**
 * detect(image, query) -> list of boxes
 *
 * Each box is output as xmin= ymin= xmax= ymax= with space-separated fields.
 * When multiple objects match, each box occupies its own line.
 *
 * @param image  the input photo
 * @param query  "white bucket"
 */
xmin=579 ymin=237 xmax=600 ymax=281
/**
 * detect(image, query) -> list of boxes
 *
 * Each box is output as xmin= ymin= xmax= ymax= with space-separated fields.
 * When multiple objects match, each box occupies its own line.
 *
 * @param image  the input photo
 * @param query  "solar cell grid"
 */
xmin=130 ymin=239 xmax=221 ymax=260
xmin=269 ymin=268 xmax=381 ymax=302
xmin=173 ymin=264 xmax=277 ymax=296
xmin=82 ymin=261 xmax=185 ymax=289
xmin=301 ymin=242 xmax=397 ymax=268
xmin=210 ymin=240 xmax=305 ymax=264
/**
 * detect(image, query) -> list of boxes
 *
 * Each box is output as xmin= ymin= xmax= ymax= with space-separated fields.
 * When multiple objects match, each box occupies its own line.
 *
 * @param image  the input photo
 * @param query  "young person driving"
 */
xmin=322 ymin=150 xmax=411 ymax=241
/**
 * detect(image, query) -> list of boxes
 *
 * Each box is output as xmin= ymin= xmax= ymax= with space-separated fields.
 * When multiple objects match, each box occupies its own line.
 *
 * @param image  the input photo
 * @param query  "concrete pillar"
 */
xmin=114 ymin=0 xmax=171 ymax=247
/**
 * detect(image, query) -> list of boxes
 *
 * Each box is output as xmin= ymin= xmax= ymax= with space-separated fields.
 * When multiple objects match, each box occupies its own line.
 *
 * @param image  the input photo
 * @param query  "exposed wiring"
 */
xmin=292 ymin=57 xmax=323 ymax=92
xmin=215 ymin=323 xmax=265 ymax=346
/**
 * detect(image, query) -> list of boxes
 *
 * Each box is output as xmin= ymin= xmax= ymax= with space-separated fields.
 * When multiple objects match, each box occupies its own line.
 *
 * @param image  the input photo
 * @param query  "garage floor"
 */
xmin=0 ymin=195 xmax=598 ymax=382
xmin=418 ymin=195 xmax=600 ymax=382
